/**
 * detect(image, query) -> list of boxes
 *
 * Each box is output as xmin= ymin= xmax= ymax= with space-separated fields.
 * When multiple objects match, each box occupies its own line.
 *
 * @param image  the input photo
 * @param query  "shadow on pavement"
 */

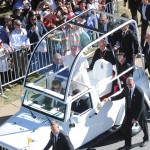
xmin=0 ymin=115 xmax=12 ymax=125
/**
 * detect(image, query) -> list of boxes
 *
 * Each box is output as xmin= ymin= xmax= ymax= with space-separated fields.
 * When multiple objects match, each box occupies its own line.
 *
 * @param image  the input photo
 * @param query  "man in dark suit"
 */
xmin=138 ymin=0 xmax=150 ymax=49
xmin=89 ymin=39 xmax=115 ymax=70
xmin=123 ymin=0 xmax=141 ymax=23
xmin=43 ymin=120 xmax=74 ymax=150
xmin=143 ymin=32 xmax=150 ymax=75
xmin=71 ymin=89 xmax=91 ymax=114
xmin=112 ymin=24 xmax=139 ymax=65
xmin=51 ymin=53 xmax=69 ymax=82
xmin=98 ymin=14 xmax=112 ymax=32
xmin=98 ymin=14 xmax=113 ymax=49
xmin=103 ymin=77 xmax=149 ymax=150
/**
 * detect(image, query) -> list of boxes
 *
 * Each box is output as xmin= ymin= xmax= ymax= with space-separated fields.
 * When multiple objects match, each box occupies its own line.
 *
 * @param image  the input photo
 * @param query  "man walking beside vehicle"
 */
xmin=123 ymin=0 xmax=141 ymax=23
xmin=103 ymin=77 xmax=149 ymax=150
xmin=43 ymin=120 xmax=74 ymax=150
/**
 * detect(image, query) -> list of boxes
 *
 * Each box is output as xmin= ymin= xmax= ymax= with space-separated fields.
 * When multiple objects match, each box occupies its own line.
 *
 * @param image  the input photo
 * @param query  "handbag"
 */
xmin=36 ymin=40 xmax=47 ymax=52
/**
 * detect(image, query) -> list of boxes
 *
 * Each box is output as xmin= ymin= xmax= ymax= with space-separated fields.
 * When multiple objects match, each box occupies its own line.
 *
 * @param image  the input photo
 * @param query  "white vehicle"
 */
xmin=0 ymin=9 xmax=150 ymax=150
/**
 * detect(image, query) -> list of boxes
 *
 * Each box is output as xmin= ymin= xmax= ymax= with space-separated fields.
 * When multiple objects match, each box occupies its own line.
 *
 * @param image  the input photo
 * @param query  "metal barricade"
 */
xmin=0 ymin=43 xmax=36 ymax=98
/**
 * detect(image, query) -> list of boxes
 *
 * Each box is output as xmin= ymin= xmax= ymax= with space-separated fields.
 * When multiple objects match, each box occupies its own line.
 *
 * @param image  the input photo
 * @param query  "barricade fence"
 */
xmin=0 ymin=31 xmax=75 ymax=97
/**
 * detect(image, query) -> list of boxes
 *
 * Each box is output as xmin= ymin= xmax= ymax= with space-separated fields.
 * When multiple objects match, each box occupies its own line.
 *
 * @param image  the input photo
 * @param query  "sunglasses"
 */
xmin=126 ymin=83 xmax=132 ymax=86
xmin=0 ymin=41 xmax=3 ymax=44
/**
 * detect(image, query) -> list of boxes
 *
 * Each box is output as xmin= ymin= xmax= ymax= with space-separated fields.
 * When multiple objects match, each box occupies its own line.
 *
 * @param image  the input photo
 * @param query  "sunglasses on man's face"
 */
xmin=0 ymin=41 xmax=3 ymax=44
xmin=126 ymin=83 xmax=132 ymax=86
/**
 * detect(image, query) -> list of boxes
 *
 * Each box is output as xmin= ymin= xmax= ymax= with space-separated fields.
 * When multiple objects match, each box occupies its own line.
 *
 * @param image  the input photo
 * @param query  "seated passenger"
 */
xmin=113 ymin=52 xmax=133 ymax=93
xmin=89 ymin=39 xmax=115 ymax=70
xmin=64 ymin=45 xmax=89 ymax=91
xmin=51 ymin=53 xmax=69 ymax=82
xmin=51 ymin=79 xmax=65 ymax=95
xmin=43 ymin=96 xmax=52 ymax=110
xmin=71 ymin=89 xmax=91 ymax=114
xmin=64 ymin=45 xmax=89 ymax=77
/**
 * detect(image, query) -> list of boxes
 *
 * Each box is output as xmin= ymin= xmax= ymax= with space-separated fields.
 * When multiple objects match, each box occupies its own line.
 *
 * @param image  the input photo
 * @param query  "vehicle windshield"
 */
xmin=23 ymin=90 xmax=66 ymax=121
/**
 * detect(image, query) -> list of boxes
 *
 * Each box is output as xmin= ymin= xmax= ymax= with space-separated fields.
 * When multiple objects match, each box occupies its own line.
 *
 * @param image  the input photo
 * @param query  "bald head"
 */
xmin=51 ymin=120 xmax=60 ymax=134
xmin=126 ymin=77 xmax=135 ymax=89
xmin=53 ymin=53 xmax=62 ymax=64
xmin=100 ymin=14 xmax=108 ymax=24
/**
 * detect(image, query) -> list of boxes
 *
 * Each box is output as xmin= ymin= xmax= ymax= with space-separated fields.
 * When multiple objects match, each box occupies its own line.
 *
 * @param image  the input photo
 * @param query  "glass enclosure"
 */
xmin=23 ymin=90 xmax=66 ymax=120
xmin=24 ymin=9 xmax=139 ymax=102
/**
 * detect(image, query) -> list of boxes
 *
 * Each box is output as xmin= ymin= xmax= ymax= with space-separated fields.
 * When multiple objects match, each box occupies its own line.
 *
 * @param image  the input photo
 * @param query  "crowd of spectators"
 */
xmin=0 ymin=0 xmax=150 ymax=92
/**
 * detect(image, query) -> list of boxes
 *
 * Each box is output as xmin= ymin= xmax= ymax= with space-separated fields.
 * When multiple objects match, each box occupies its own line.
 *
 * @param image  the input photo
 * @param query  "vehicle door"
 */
xmin=68 ymin=92 xmax=100 ymax=148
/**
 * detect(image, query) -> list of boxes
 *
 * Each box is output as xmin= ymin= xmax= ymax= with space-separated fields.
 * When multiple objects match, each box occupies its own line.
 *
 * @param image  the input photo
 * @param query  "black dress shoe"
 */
xmin=117 ymin=145 xmax=131 ymax=150
xmin=140 ymin=140 xmax=148 ymax=147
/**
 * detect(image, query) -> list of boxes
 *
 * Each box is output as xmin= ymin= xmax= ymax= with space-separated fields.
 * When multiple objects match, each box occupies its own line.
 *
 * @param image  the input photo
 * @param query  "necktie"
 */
xmin=122 ymin=31 xmax=126 ymax=37
xmin=55 ymin=65 xmax=59 ymax=72
xmin=54 ymin=135 xmax=57 ymax=149
xmin=128 ymin=89 xmax=132 ymax=109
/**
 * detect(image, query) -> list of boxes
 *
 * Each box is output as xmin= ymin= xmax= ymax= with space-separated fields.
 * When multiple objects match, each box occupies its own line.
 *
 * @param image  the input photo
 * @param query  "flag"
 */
xmin=28 ymin=137 xmax=34 ymax=145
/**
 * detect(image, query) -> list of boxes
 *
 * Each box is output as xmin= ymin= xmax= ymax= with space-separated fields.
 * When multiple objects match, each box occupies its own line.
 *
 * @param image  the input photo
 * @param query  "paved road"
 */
xmin=82 ymin=114 xmax=150 ymax=150
xmin=0 ymin=100 xmax=150 ymax=150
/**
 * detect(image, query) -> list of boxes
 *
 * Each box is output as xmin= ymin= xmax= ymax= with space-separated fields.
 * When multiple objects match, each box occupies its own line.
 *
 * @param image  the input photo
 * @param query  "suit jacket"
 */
xmin=51 ymin=64 xmax=69 ymax=82
xmin=71 ymin=96 xmax=91 ymax=113
xmin=124 ymin=0 xmax=141 ymax=9
xmin=112 ymin=29 xmax=138 ymax=63
xmin=111 ymin=85 xmax=146 ymax=121
xmin=89 ymin=48 xmax=115 ymax=70
xmin=43 ymin=130 xmax=74 ymax=150
xmin=138 ymin=3 xmax=150 ymax=21
xmin=138 ymin=3 xmax=150 ymax=22
xmin=143 ymin=42 xmax=150 ymax=66
xmin=98 ymin=21 xmax=113 ymax=32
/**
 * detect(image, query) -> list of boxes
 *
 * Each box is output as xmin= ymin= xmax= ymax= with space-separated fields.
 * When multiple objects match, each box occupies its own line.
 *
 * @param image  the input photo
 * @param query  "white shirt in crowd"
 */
xmin=9 ymin=28 xmax=30 ymax=50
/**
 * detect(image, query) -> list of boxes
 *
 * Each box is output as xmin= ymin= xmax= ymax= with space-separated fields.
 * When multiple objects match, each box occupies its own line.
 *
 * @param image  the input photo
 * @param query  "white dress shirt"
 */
xmin=142 ymin=4 xmax=147 ymax=20
xmin=9 ymin=28 xmax=30 ymax=50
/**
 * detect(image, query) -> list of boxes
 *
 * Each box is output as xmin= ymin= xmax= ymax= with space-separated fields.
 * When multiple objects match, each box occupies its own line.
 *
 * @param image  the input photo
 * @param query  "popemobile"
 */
xmin=0 ymin=9 xmax=150 ymax=150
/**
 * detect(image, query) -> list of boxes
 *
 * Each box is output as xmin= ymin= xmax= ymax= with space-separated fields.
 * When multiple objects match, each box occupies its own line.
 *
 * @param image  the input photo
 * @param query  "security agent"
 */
xmin=43 ymin=120 xmax=74 ymax=150
xmin=103 ymin=77 xmax=149 ymax=150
